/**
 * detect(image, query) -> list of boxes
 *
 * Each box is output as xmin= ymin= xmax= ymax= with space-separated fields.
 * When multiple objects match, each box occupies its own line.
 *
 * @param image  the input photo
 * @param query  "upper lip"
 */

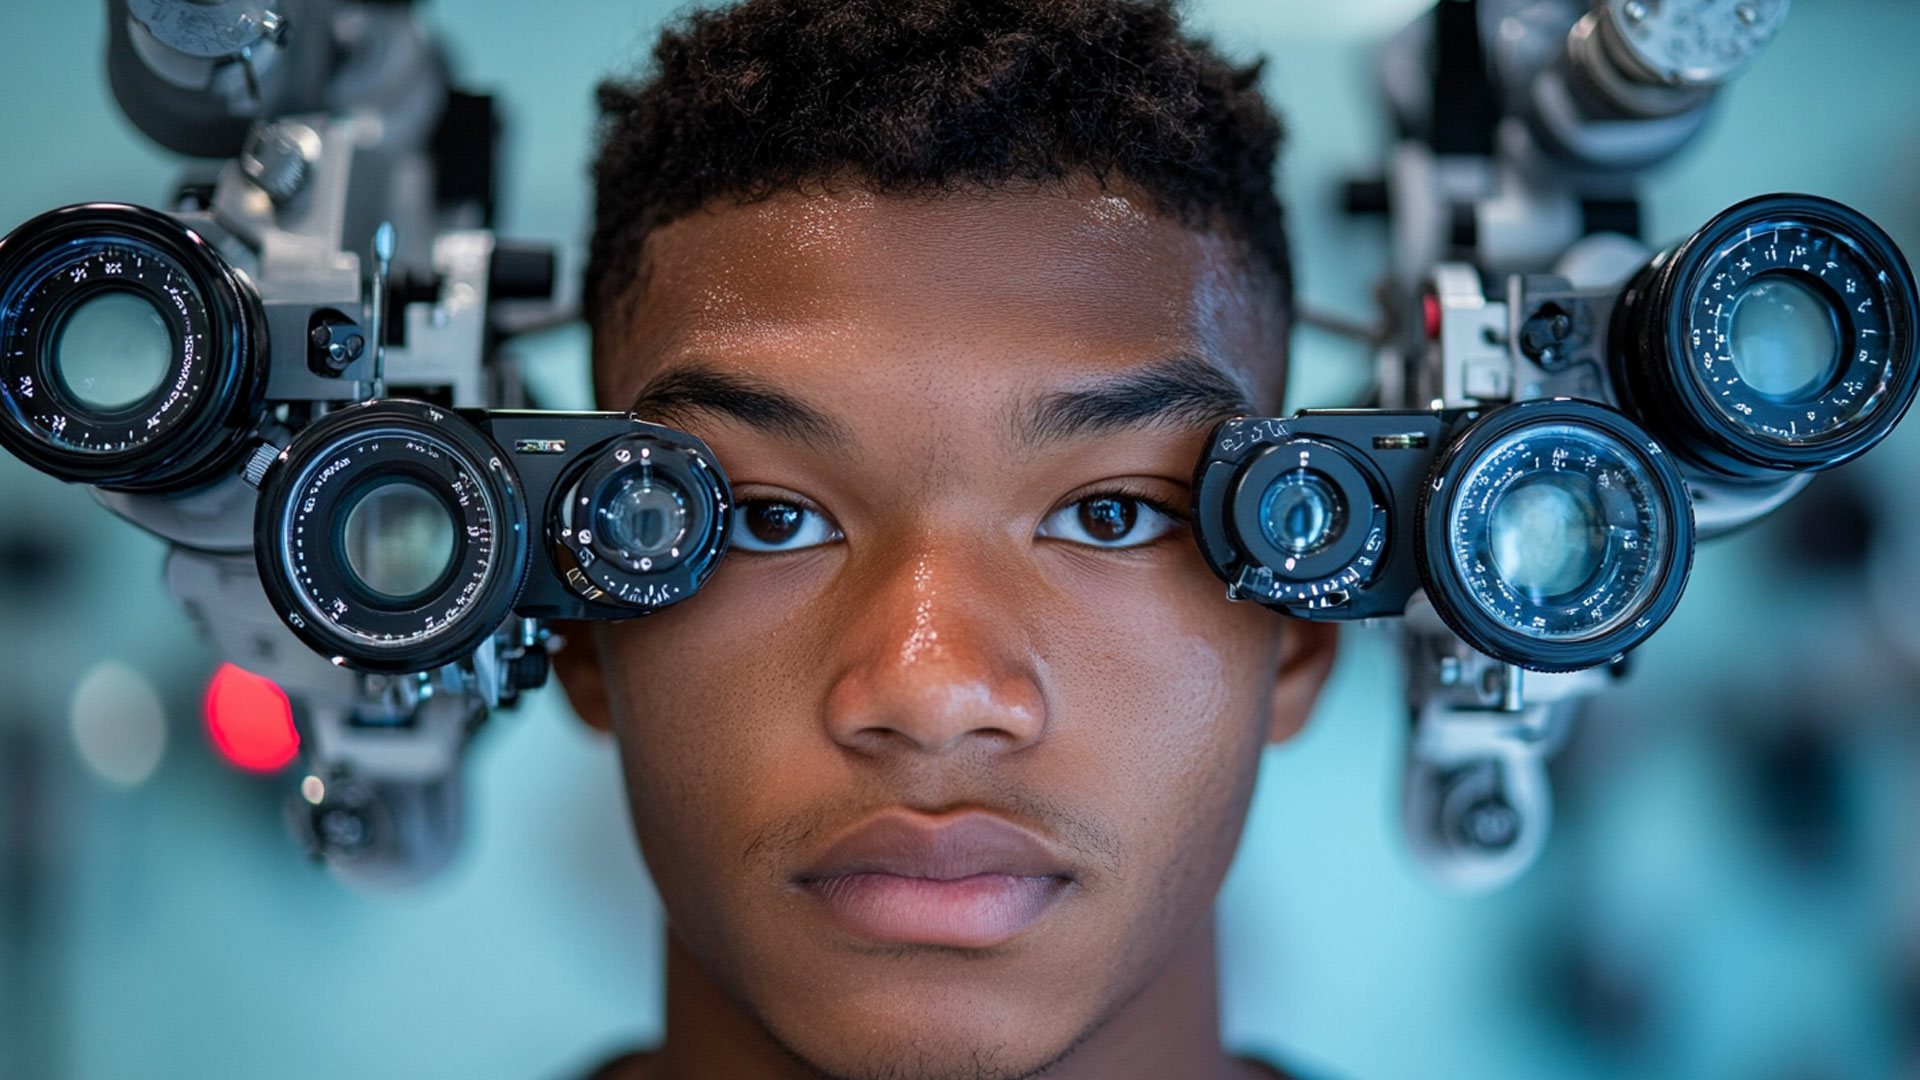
xmin=796 ymin=809 xmax=1074 ymax=883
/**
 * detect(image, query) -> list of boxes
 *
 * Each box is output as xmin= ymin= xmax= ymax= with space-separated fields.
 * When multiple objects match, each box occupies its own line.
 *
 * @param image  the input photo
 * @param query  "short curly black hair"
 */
xmin=586 ymin=0 xmax=1289 ymax=329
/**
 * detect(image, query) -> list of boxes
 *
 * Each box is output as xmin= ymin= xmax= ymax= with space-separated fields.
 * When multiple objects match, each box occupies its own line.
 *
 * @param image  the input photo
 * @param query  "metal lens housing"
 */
xmin=1614 ymin=193 xmax=1919 ymax=478
xmin=1223 ymin=437 xmax=1387 ymax=607
xmin=551 ymin=430 xmax=730 ymax=611
xmin=0 ymin=203 xmax=265 ymax=490
xmin=255 ymin=400 xmax=531 ymax=673
xmin=1418 ymin=400 xmax=1694 ymax=673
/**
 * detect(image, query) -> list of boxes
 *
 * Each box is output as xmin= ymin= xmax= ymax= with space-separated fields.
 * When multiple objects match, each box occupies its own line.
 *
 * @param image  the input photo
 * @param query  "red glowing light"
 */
xmin=203 ymin=663 xmax=300 ymax=771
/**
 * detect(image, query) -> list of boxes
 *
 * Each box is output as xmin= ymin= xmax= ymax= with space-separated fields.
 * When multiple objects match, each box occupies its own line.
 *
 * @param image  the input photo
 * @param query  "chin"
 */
xmin=756 ymin=977 xmax=1091 ymax=1080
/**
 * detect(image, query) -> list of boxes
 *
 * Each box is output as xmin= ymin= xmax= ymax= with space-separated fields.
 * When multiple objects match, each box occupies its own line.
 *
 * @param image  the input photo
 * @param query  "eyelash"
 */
xmin=729 ymin=495 xmax=843 ymax=554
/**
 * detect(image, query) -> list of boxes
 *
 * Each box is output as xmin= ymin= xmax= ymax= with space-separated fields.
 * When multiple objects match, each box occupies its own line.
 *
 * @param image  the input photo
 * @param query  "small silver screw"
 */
xmin=1736 ymin=3 xmax=1758 ymax=25
xmin=1623 ymin=0 xmax=1649 ymax=23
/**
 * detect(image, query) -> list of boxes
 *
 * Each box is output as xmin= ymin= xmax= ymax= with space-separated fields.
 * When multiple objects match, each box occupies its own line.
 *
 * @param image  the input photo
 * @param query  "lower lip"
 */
xmin=802 ymin=873 xmax=1071 ymax=948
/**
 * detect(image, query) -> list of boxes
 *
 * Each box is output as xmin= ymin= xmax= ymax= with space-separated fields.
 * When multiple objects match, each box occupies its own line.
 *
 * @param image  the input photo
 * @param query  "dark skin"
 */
xmin=555 ymin=178 xmax=1339 ymax=1080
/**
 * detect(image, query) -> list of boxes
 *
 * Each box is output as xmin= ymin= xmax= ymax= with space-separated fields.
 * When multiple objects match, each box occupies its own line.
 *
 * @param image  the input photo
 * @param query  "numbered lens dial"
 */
xmin=256 ymin=401 xmax=532 ymax=673
xmin=1615 ymin=194 xmax=1918 ymax=478
xmin=1684 ymin=219 xmax=1898 ymax=447
xmin=0 ymin=204 xmax=263 ymax=490
xmin=1420 ymin=400 xmax=1694 ymax=672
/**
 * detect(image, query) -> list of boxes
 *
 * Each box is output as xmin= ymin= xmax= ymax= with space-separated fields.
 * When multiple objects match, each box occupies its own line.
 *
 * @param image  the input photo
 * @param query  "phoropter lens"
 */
xmin=53 ymin=290 xmax=173 ymax=410
xmin=0 ymin=204 xmax=265 ymax=491
xmin=1614 ymin=193 xmax=1919 ymax=477
xmin=1260 ymin=469 xmax=1347 ymax=557
xmin=1419 ymin=400 xmax=1694 ymax=672
xmin=552 ymin=430 xmax=731 ymax=611
xmin=1727 ymin=275 xmax=1839 ymax=400
xmin=596 ymin=474 xmax=689 ymax=562
xmin=255 ymin=400 xmax=532 ymax=673
xmin=340 ymin=479 xmax=458 ymax=603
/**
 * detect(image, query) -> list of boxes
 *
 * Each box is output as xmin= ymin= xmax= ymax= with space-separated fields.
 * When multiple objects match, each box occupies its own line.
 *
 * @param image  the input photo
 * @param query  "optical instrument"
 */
xmin=253 ymin=400 xmax=729 ymax=673
xmin=1194 ymin=399 xmax=1694 ymax=673
xmin=1335 ymin=0 xmax=1920 ymax=892
xmin=0 ymin=0 xmax=735 ymax=887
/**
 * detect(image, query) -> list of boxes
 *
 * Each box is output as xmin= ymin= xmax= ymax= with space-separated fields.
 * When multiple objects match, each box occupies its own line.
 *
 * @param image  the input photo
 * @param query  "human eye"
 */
xmin=730 ymin=496 xmax=843 ymax=553
xmin=1035 ymin=489 xmax=1186 ymax=549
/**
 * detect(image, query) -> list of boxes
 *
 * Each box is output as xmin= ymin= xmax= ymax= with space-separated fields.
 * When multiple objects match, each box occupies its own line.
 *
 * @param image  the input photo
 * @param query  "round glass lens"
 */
xmin=53 ymin=291 xmax=171 ymax=410
xmin=1488 ymin=473 xmax=1608 ymax=599
xmin=597 ymin=472 xmax=689 ymax=561
xmin=1728 ymin=275 xmax=1838 ymax=399
xmin=1259 ymin=470 xmax=1346 ymax=557
xmin=341 ymin=480 xmax=457 ymax=601
xmin=1448 ymin=422 xmax=1670 ymax=643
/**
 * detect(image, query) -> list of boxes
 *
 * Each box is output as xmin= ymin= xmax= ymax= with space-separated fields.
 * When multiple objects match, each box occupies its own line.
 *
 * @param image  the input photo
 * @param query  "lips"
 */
xmin=794 ymin=811 xmax=1075 ymax=948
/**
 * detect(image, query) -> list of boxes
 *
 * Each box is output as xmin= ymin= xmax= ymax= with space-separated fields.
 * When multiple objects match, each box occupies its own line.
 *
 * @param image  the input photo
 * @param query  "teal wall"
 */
xmin=2 ymin=2 xmax=1918 ymax=1079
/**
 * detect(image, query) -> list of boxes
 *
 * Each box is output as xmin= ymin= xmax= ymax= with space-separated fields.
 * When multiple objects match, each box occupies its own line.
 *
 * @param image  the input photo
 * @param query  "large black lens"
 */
xmin=1614 ymin=193 xmax=1919 ymax=478
xmin=0 ymin=204 xmax=265 ymax=490
xmin=552 ymin=431 xmax=730 ymax=611
xmin=1419 ymin=400 xmax=1694 ymax=672
xmin=256 ymin=401 xmax=531 ymax=673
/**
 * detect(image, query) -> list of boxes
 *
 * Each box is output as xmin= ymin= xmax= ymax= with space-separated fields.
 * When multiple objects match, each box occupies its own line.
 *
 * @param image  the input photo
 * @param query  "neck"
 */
xmin=644 ymin=914 xmax=1253 ymax=1080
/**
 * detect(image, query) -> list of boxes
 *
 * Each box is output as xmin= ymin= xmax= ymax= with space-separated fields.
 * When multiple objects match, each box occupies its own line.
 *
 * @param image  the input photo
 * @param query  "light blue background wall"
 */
xmin=2 ymin=2 xmax=1918 ymax=1079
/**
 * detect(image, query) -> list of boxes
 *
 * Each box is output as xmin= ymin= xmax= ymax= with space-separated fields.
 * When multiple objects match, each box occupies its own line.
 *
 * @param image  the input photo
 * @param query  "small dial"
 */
xmin=1606 ymin=0 xmax=1789 ymax=86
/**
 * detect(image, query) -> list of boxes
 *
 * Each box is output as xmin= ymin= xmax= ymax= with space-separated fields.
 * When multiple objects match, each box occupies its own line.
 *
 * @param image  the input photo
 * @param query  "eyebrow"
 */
xmin=1013 ymin=354 xmax=1257 ymax=445
xmin=627 ymin=365 xmax=854 ymax=450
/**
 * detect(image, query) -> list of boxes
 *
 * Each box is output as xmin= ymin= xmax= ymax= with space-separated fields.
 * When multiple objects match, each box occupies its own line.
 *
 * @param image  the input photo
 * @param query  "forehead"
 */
xmin=594 ymin=182 xmax=1286 ymax=415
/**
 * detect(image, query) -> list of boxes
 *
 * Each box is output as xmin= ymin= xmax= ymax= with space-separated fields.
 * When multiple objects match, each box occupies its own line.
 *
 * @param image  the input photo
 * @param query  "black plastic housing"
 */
xmin=254 ymin=400 xmax=730 ymax=673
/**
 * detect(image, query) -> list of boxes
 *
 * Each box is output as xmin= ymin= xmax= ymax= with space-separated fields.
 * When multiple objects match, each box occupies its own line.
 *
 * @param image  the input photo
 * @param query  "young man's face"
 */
xmin=561 ymin=181 xmax=1336 ymax=1078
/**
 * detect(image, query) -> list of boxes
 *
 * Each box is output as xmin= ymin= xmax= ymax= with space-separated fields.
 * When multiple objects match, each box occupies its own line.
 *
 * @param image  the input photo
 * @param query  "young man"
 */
xmin=552 ymin=1 xmax=1341 ymax=1076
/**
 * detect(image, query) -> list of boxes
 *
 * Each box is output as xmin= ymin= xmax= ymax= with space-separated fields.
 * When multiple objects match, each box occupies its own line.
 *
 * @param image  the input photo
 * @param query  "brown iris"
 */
xmin=1078 ymin=496 xmax=1136 ymax=544
xmin=745 ymin=501 xmax=804 ymax=546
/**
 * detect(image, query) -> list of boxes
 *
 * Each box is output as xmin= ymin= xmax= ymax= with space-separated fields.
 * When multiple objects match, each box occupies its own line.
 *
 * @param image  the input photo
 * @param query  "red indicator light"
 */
xmin=203 ymin=663 xmax=300 ymax=772
xmin=1422 ymin=291 xmax=1443 ymax=341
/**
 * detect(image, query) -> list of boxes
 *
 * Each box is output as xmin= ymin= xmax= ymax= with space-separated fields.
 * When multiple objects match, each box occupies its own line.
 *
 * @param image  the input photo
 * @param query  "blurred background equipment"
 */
xmin=4 ymin=1 xmax=1920 ymax=1079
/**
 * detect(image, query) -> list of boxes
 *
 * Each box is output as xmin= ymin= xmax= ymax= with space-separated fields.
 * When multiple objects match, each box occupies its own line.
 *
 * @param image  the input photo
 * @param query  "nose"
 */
xmin=823 ymin=546 xmax=1047 ymax=757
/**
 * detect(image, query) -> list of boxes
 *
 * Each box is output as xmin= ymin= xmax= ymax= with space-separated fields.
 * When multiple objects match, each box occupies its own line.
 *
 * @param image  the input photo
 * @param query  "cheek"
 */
xmin=1037 ymin=558 xmax=1285 ymax=878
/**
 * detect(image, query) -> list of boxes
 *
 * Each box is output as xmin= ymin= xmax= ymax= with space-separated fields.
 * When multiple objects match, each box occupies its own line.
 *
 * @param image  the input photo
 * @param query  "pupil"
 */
xmin=748 ymin=502 xmax=803 ymax=545
xmin=1079 ymin=497 xmax=1135 ymax=542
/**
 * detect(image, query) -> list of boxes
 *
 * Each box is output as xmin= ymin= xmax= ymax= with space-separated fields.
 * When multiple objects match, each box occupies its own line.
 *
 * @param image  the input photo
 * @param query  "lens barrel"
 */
xmin=0 ymin=203 xmax=266 ymax=491
xmin=1612 ymin=193 xmax=1919 ymax=478
xmin=549 ymin=429 xmax=730 ymax=611
xmin=1222 ymin=436 xmax=1389 ymax=607
xmin=255 ymin=400 xmax=531 ymax=673
xmin=1417 ymin=400 xmax=1694 ymax=672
